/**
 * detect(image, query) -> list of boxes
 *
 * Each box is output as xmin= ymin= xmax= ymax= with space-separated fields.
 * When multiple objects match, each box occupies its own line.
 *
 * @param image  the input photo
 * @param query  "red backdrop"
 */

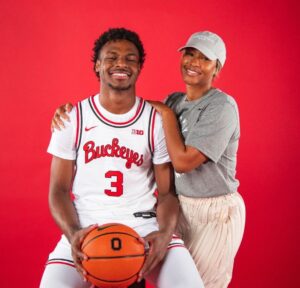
xmin=0 ymin=0 xmax=299 ymax=287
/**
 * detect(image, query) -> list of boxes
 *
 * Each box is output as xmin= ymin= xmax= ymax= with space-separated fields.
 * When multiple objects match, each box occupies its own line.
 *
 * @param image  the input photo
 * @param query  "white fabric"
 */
xmin=47 ymin=96 xmax=170 ymax=228
xmin=48 ymin=95 xmax=169 ymax=164
xmin=177 ymin=192 xmax=245 ymax=288
xmin=40 ymin=231 xmax=203 ymax=288
xmin=40 ymin=264 xmax=92 ymax=288
xmin=148 ymin=247 xmax=204 ymax=288
xmin=43 ymin=95 xmax=203 ymax=287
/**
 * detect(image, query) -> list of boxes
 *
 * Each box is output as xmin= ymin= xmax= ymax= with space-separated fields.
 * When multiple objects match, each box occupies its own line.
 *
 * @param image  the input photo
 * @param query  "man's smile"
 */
xmin=109 ymin=70 xmax=131 ymax=80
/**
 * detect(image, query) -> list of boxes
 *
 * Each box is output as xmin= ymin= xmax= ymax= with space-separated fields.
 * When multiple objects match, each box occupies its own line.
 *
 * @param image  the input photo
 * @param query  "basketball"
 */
xmin=81 ymin=223 xmax=146 ymax=287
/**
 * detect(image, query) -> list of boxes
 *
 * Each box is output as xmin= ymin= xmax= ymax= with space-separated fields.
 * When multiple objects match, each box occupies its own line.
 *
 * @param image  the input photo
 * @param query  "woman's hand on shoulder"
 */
xmin=51 ymin=102 xmax=74 ymax=132
xmin=147 ymin=100 xmax=173 ymax=115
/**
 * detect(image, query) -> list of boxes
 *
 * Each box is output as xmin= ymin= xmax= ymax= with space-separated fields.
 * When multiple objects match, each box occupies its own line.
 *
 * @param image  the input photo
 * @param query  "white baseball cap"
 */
xmin=178 ymin=31 xmax=226 ymax=67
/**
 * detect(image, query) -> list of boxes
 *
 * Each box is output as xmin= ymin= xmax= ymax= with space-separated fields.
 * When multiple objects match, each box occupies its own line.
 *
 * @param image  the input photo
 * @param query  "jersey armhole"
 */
xmin=147 ymin=107 xmax=157 ymax=156
xmin=75 ymin=102 xmax=83 ymax=153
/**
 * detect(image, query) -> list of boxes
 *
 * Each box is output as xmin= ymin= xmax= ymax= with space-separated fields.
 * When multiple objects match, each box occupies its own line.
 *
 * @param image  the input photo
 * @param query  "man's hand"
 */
xmin=137 ymin=230 xmax=172 ymax=282
xmin=51 ymin=102 xmax=73 ymax=132
xmin=69 ymin=224 xmax=98 ymax=281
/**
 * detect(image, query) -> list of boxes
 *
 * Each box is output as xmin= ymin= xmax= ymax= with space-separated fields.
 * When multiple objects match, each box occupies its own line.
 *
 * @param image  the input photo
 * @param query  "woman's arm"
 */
xmin=148 ymin=100 xmax=207 ymax=173
xmin=51 ymin=103 xmax=74 ymax=131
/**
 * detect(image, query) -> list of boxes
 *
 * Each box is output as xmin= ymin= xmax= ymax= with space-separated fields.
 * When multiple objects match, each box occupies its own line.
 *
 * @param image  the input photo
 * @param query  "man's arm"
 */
xmin=155 ymin=162 xmax=179 ymax=238
xmin=49 ymin=156 xmax=79 ymax=239
xmin=49 ymin=156 xmax=96 ymax=279
xmin=138 ymin=161 xmax=179 ymax=280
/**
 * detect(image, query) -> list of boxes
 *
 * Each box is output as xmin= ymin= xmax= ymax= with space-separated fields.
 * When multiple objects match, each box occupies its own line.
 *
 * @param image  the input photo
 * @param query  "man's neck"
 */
xmin=99 ymin=87 xmax=136 ymax=114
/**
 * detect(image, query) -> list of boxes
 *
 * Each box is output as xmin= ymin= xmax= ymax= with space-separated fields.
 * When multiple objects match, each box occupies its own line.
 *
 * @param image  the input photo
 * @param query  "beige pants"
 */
xmin=177 ymin=192 xmax=246 ymax=288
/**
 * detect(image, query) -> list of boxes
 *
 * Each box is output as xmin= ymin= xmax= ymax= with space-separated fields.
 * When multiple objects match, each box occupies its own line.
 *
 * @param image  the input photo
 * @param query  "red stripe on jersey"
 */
xmin=151 ymin=110 xmax=157 ymax=153
xmin=91 ymin=96 xmax=144 ymax=126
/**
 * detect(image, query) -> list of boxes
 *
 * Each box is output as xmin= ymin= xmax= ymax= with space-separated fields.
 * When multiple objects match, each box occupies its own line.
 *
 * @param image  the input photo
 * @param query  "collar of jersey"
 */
xmin=90 ymin=94 xmax=145 ymax=127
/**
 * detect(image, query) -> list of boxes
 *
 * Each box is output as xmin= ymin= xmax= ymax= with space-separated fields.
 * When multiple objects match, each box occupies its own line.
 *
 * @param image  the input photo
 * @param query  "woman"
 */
xmin=52 ymin=31 xmax=245 ymax=288
xmin=148 ymin=31 xmax=246 ymax=288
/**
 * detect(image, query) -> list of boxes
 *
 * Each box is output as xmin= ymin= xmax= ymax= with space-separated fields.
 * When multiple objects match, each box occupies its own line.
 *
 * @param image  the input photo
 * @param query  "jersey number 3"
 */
xmin=104 ymin=171 xmax=123 ymax=197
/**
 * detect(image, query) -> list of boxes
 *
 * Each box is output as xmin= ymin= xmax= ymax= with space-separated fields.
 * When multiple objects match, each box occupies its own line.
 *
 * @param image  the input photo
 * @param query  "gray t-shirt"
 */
xmin=165 ymin=88 xmax=240 ymax=198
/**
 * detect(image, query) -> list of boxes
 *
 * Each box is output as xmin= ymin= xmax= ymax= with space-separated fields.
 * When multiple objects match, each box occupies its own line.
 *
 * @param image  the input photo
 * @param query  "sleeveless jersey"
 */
xmin=48 ymin=95 xmax=170 ymax=228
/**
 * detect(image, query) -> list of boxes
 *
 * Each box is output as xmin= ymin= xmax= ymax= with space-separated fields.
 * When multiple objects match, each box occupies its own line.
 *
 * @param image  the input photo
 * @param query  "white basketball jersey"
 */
xmin=48 ymin=95 xmax=170 ymax=228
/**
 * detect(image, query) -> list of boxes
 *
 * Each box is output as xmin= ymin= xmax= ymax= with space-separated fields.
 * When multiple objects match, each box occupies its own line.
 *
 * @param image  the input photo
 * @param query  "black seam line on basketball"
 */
xmin=48 ymin=258 xmax=74 ymax=264
xmin=81 ymin=223 xmax=135 ymax=249
xmin=88 ymin=254 xmax=145 ymax=259
xmin=82 ymin=232 xmax=140 ymax=250
xmin=88 ymin=97 xmax=146 ymax=128
xmin=88 ymin=271 xmax=139 ymax=283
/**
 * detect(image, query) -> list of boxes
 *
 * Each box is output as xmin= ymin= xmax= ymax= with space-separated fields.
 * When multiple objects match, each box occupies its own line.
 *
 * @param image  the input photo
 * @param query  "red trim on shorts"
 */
xmin=172 ymin=235 xmax=181 ymax=239
xmin=167 ymin=244 xmax=185 ymax=250
xmin=47 ymin=261 xmax=75 ymax=268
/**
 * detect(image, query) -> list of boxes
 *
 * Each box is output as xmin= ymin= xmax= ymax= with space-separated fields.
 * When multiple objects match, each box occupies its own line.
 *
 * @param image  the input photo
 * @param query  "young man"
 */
xmin=40 ymin=28 xmax=203 ymax=288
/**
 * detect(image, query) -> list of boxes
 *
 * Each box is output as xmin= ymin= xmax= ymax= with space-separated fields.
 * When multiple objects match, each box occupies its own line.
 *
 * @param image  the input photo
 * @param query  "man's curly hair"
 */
xmin=92 ymin=28 xmax=146 ymax=78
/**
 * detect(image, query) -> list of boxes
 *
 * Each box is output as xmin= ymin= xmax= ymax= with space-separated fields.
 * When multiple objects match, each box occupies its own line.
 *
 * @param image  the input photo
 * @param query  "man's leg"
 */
xmin=147 ymin=247 xmax=204 ymax=288
xmin=40 ymin=235 xmax=92 ymax=288
xmin=40 ymin=262 xmax=91 ymax=288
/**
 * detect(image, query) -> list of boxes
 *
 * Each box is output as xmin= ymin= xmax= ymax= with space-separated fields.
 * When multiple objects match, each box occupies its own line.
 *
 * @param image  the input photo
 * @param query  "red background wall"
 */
xmin=0 ymin=0 xmax=299 ymax=287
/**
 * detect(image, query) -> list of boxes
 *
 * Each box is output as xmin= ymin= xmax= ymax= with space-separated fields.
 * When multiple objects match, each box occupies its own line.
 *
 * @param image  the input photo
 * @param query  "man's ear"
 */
xmin=95 ymin=59 xmax=101 ymax=73
xmin=137 ymin=64 xmax=141 ymax=74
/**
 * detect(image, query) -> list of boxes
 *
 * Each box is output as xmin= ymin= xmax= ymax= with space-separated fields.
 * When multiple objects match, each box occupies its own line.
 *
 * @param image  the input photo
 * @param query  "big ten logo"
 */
xmin=131 ymin=129 xmax=144 ymax=135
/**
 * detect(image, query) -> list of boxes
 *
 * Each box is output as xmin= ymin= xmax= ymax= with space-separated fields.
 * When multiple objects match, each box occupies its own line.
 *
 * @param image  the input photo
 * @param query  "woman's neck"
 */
xmin=185 ymin=84 xmax=213 ymax=101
